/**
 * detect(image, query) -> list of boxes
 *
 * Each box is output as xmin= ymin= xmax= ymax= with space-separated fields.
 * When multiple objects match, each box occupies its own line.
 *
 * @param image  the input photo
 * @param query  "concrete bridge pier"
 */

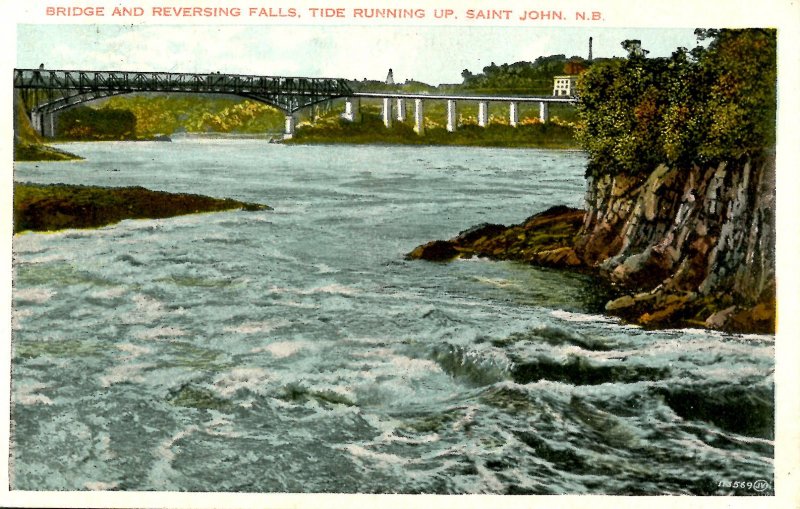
xmin=509 ymin=102 xmax=519 ymax=127
xmin=31 ymin=111 xmax=42 ymax=136
xmin=382 ymin=98 xmax=393 ymax=128
xmin=539 ymin=101 xmax=550 ymax=123
xmin=413 ymin=99 xmax=425 ymax=135
xmin=446 ymin=100 xmax=457 ymax=132
xmin=31 ymin=110 xmax=56 ymax=138
xmin=283 ymin=114 xmax=296 ymax=140
xmin=343 ymin=97 xmax=361 ymax=122
xmin=43 ymin=111 xmax=57 ymax=138
xmin=478 ymin=101 xmax=489 ymax=127
xmin=396 ymin=98 xmax=407 ymax=122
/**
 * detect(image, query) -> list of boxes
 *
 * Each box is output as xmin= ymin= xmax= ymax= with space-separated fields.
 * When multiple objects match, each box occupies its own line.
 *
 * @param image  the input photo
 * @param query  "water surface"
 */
xmin=11 ymin=140 xmax=773 ymax=494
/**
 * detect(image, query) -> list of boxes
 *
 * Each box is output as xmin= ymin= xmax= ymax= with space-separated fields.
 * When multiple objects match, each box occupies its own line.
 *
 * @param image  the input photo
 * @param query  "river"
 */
xmin=11 ymin=139 xmax=774 ymax=494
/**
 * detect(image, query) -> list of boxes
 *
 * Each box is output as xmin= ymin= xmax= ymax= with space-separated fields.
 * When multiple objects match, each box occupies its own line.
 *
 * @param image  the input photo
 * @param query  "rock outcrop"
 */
xmin=407 ymin=157 xmax=775 ymax=333
xmin=409 ymin=30 xmax=776 ymax=334
xmin=576 ymin=156 xmax=775 ymax=332
xmin=406 ymin=206 xmax=585 ymax=268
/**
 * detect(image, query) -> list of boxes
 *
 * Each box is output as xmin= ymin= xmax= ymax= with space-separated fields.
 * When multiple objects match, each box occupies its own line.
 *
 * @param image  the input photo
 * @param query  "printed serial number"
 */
xmin=718 ymin=479 xmax=770 ymax=492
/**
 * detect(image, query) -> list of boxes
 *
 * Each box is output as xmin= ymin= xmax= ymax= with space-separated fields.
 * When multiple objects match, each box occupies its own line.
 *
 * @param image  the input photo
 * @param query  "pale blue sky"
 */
xmin=17 ymin=25 xmax=700 ymax=84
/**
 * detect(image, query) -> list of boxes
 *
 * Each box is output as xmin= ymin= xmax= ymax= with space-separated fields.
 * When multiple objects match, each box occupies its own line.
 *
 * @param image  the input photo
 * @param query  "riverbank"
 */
xmin=14 ymin=89 xmax=83 ymax=162
xmin=13 ymin=182 xmax=270 ymax=233
xmin=14 ymin=143 xmax=83 ymax=162
xmin=286 ymin=114 xmax=579 ymax=149
xmin=407 ymin=205 xmax=773 ymax=334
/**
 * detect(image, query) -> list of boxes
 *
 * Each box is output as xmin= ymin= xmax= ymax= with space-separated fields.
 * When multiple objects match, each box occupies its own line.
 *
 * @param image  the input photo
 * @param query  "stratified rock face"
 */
xmin=576 ymin=156 xmax=775 ymax=331
xmin=405 ymin=158 xmax=775 ymax=333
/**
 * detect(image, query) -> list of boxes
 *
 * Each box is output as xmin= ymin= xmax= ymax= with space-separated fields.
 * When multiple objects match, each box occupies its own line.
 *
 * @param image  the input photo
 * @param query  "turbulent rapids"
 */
xmin=11 ymin=139 xmax=773 ymax=494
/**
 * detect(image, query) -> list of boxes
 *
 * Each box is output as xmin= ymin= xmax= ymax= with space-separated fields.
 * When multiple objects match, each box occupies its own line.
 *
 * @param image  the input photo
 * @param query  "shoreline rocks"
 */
xmin=407 ymin=192 xmax=774 ymax=334
xmin=407 ymin=205 xmax=586 ymax=267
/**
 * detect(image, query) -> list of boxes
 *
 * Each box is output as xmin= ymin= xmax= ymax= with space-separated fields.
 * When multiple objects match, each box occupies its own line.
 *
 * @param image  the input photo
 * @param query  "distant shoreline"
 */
xmin=26 ymin=130 xmax=580 ymax=150
xmin=285 ymin=118 xmax=579 ymax=149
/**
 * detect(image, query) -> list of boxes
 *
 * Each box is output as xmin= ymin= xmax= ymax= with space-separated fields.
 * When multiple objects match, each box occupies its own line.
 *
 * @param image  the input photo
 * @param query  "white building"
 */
xmin=552 ymin=75 xmax=578 ymax=97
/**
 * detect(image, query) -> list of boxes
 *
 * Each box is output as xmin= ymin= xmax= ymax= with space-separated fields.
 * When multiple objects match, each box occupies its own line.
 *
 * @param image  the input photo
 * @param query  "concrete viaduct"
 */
xmin=14 ymin=68 xmax=577 ymax=140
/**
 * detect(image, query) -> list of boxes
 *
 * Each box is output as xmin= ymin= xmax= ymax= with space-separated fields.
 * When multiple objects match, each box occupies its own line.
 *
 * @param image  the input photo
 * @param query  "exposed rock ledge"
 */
xmin=407 ymin=157 xmax=775 ymax=335
xmin=406 ymin=205 xmax=586 ymax=268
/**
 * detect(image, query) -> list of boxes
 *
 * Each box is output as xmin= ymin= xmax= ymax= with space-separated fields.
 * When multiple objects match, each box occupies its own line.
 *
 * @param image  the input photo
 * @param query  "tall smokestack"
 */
xmin=589 ymin=37 xmax=593 ymax=61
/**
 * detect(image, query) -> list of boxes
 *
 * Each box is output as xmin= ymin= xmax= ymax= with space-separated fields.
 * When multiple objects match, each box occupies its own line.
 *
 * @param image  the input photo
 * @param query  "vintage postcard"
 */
xmin=2 ymin=0 xmax=799 ymax=507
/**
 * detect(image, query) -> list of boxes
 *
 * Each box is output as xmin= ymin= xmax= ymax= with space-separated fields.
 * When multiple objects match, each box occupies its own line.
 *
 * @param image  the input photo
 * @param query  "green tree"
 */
xmin=57 ymin=106 xmax=136 ymax=140
xmin=576 ymin=29 xmax=776 ymax=177
xmin=458 ymin=55 xmax=583 ymax=94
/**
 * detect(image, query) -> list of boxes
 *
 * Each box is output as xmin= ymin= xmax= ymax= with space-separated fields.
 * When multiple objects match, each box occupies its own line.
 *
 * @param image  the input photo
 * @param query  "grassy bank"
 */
xmin=14 ymin=144 xmax=83 ymax=162
xmin=14 ymin=183 xmax=270 ymax=233
xmin=14 ymin=90 xmax=83 ymax=162
xmin=287 ymin=111 xmax=579 ymax=149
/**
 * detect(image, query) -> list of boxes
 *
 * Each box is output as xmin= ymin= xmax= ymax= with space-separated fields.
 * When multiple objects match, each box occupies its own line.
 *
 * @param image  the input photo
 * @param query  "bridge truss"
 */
xmin=13 ymin=68 xmax=355 ymax=117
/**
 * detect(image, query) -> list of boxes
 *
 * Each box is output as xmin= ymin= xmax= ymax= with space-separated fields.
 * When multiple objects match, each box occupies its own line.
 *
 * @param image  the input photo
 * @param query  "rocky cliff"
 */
xmin=576 ymin=155 xmax=775 ymax=332
xmin=407 ymin=156 xmax=776 ymax=333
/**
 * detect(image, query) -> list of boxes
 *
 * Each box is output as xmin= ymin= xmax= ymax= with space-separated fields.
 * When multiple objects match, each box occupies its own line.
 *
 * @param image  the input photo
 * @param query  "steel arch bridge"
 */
xmin=14 ymin=67 xmax=354 ymax=126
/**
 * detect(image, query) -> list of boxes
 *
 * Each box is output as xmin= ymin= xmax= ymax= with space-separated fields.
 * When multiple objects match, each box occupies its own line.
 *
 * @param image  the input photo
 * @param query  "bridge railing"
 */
xmin=14 ymin=69 xmax=354 ymax=97
xmin=351 ymin=91 xmax=576 ymax=103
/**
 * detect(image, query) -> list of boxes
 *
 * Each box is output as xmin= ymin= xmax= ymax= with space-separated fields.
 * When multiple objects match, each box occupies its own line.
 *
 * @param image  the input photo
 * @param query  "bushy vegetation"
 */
xmin=99 ymin=94 xmax=286 ymax=136
xmin=58 ymin=106 xmax=137 ymax=140
xmin=460 ymin=55 xmax=588 ymax=95
xmin=575 ymin=29 xmax=777 ymax=177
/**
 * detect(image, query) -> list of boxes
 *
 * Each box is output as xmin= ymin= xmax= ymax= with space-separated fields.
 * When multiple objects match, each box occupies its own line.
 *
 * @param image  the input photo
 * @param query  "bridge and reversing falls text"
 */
xmin=14 ymin=68 xmax=577 ymax=139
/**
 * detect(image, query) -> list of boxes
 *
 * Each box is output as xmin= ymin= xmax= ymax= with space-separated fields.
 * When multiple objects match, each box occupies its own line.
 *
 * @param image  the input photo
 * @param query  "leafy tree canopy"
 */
xmin=459 ymin=54 xmax=587 ymax=94
xmin=576 ymin=29 xmax=776 ymax=177
xmin=58 ymin=106 xmax=136 ymax=140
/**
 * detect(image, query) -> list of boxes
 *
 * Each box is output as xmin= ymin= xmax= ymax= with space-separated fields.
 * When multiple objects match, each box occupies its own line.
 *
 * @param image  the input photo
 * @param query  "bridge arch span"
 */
xmin=14 ymin=68 xmax=355 ymax=137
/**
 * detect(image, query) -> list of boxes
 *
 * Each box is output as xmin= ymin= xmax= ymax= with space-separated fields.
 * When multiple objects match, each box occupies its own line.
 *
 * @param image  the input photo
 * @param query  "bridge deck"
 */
xmin=14 ymin=68 xmax=355 ymax=113
xmin=14 ymin=68 xmax=352 ymax=92
xmin=353 ymin=92 xmax=575 ymax=103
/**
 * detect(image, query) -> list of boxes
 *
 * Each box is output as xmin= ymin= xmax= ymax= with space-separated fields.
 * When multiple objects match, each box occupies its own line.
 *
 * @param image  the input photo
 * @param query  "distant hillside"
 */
xmin=348 ymin=79 xmax=437 ymax=94
xmin=289 ymin=102 xmax=578 ymax=148
xmin=98 ymin=93 xmax=286 ymax=136
xmin=350 ymin=54 xmax=595 ymax=96
xmin=458 ymin=55 xmax=593 ymax=95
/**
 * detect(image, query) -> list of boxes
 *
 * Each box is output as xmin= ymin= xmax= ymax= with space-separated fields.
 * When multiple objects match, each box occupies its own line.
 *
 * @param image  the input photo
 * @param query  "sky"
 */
xmin=17 ymin=25 xmax=700 ymax=85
